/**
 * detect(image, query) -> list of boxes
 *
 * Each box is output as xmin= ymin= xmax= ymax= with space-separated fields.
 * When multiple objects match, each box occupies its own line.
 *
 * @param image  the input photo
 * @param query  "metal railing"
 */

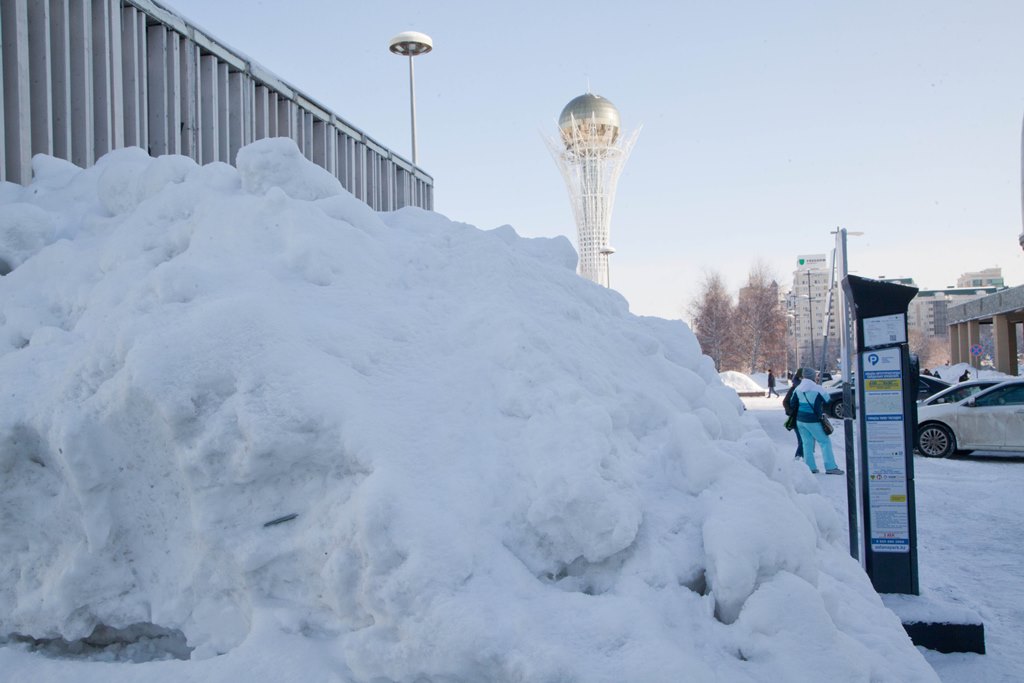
xmin=0 ymin=0 xmax=433 ymax=211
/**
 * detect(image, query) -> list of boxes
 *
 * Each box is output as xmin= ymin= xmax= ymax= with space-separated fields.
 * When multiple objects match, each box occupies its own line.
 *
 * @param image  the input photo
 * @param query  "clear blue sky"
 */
xmin=168 ymin=0 xmax=1024 ymax=320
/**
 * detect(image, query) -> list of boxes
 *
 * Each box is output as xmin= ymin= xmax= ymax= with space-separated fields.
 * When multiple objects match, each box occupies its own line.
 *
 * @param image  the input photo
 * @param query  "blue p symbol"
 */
xmin=868 ymin=353 xmax=879 ymax=365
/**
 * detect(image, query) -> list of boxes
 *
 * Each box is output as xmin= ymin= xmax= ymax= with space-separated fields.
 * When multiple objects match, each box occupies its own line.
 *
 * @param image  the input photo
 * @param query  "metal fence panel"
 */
xmin=1 ymin=0 xmax=432 ymax=210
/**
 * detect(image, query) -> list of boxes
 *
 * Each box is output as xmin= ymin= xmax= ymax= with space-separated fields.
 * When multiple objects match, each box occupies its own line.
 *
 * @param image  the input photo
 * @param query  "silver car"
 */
xmin=915 ymin=379 xmax=1024 ymax=457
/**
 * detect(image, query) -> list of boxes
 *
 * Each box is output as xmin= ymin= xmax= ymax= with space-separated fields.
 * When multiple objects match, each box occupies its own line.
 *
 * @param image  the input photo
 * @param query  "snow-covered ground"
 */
xmin=744 ymin=395 xmax=1024 ymax=683
xmin=718 ymin=371 xmax=768 ymax=394
xmin=0 ymin=140 xmax=1008 ymax=681
xmin=931 ymin=362 xmax=1016 ymax=384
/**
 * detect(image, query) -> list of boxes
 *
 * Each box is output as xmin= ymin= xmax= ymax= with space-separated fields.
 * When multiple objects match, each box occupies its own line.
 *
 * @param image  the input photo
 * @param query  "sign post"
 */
xmin=841 ymin=275 xmax=920 ymax=594
xmin=969 ymin=343 xmax=983 ymax=372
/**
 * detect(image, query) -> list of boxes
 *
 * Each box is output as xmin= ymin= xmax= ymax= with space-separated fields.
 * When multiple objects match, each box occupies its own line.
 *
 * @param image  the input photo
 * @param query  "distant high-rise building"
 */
xmin=547 ymin=93 xmax=639 ymax=288
xmin=908 ymin=286 xmax=1001 ymax=338
xmin=956 ymin=267 xmax=1004 ymax=289
xmin=788 ymin=255 xmax=838 ymax=372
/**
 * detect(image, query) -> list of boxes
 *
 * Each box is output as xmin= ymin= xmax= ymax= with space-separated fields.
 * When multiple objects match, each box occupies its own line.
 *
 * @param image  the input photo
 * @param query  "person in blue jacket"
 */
xmin=789 ymin=367 xmax=844 ymax=475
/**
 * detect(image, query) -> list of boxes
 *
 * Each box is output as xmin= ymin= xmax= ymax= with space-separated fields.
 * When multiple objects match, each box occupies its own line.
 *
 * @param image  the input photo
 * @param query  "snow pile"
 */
xmin=0 ymin=140 xmax=937 ymax=682
xmin=719 ymin=371 xmax=765 ymax=393
xmin=932 ymin=362 xmax=1016 ymax=384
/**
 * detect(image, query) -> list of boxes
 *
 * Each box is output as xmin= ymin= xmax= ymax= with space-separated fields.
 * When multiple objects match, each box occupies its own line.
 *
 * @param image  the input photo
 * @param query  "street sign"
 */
xmin=862 ymin=347 xmax=910 ymax=554
xmin=969 ymin=343 xmax=983 ymax=357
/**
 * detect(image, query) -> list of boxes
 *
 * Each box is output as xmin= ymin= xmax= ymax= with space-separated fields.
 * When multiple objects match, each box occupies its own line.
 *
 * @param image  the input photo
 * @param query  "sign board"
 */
xmin=797 ymin=254 xmax=828 ymax=269
xmin=969 ymin=343 xmax=983 ymax=357
xmin=862 ymin=347 xmax=910 ymax=553
xmin=863 ymin=313 xmax=907 ymax=348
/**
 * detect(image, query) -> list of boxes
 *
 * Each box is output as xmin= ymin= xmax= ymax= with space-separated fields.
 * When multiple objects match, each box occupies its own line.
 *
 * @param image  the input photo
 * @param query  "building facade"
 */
xmin=956 ymin=268 xmax=1005 ymax=289
xmin=788 ymin=254 xmax=838 ymax=373
xmin=0 ymin=0 xmax=432 ymax=211
xmin=909 ymin=286 xmax=1001 ymax=338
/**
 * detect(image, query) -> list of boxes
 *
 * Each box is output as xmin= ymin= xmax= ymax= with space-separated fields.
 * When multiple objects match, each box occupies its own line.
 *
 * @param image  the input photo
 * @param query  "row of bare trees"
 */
xmin=688 ymin=263 xmax=789 ymax=374
xmin=688 ymin=264 xmax=963 ymax=376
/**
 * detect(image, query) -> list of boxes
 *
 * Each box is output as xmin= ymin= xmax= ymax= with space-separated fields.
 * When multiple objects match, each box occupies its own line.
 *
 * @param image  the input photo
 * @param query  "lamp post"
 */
xmin=388 ymin=31 xmax=433 ymax=165
xmin=791 ymin=293 xmax=811 ymax=369
xmin=599 ymin=246 xmax=615 ymax=289
xmin=834 ymin=227 xmax=864 ymax=562
xmin=786 ymin=312 xmax=798 ymax=375
xmin=820 ymin=230 xmax=865 ymax=377
xmin=806 ymin=271 xmax=815 ymax=370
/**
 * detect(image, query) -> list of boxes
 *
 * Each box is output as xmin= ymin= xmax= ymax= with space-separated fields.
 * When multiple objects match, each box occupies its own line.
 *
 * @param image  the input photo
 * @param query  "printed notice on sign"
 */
xmin=863 ymin=313 xmax=907 ymax=348
xmin=862 ymin=346 xmax=910 ymax=553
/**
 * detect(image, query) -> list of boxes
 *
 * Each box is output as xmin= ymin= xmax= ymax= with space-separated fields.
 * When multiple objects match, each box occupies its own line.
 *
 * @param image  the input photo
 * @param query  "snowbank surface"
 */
xmin=0 ymin=140 xmax=937 ymax=682
xmin=932 ymin=362 xmax=1016 ymax=384
xmin=719 ymin=371 xmax=765 ymax=393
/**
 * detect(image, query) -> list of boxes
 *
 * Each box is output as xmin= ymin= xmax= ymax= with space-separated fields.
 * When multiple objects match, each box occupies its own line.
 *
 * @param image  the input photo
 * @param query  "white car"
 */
xmin=915 ymin=379 xmax=1024 ymax=457
xmin=918 ymin=379 xmax=1001 ymax=407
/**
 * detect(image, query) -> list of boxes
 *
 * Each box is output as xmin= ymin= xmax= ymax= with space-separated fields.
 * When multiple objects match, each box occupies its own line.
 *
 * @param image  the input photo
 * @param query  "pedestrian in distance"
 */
xmin=782 ymin=368 xmax=804 ymax=460
xmin=789 ymin=367 xmax=843 ymax=475
xmin=766 ymin=368 xmax=779 ymax=398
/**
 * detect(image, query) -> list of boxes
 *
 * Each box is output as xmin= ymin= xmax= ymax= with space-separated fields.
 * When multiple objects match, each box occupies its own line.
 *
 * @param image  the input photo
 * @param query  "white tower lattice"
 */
xmin=546 ymin=93 xmax=639 ymax=288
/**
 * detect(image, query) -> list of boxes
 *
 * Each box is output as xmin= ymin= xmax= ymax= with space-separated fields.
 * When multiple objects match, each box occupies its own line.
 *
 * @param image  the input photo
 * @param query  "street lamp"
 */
xmin=599 ymin=245 xmax=615 ymax=288
xmin=790 ymin=293 xmax=811 ymax=370
xmin=806 ymin=271 xmax=815 ymax=370
xmin=821 ymin=229 xmax=865 ymax=377
xmin=832 ymin=227 xmax=864 ymax=562
xmin=388 ymin=31 xmax=433 ymax=165
xmin=785 ymin=311 xmax=798 ymax=375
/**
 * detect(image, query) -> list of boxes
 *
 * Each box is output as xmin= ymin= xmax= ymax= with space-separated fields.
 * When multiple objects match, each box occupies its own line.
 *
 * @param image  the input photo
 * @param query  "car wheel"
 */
xmin=917 ymin=423 xmax=956 ymax=458
xmin=831 ymin=400 xmax=844 ymax=419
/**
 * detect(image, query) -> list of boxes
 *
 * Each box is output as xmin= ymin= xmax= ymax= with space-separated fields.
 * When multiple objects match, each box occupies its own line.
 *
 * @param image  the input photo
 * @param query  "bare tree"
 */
xmin=689 ymin=271 xmax=735 ymax=371
xmin=734 ymin=262 xmax=787 ymax=374
xmin=909 ymin=328 xmax=950 ymax=371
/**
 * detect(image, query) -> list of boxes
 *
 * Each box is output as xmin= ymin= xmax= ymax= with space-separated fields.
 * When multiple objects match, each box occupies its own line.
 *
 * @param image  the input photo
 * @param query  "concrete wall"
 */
xmin=947 ymin=285 xmax=1024 ymax=325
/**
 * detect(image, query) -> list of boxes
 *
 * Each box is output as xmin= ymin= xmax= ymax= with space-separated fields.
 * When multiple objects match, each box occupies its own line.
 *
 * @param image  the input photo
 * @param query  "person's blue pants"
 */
xmin=797 ymin=421 xmax=838 ymax=472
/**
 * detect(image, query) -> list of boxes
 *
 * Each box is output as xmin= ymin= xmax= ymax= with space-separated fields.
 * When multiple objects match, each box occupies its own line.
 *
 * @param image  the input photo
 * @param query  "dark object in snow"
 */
xmin=902 ymin=621 xmax=985 ymax=655
xmin=882 ymin=594 xmax=986 ymax=654
xmin=9 ymin=623 xmax=192 ymax=662
xmin=263 ymin=513 xmax=298 ymax=527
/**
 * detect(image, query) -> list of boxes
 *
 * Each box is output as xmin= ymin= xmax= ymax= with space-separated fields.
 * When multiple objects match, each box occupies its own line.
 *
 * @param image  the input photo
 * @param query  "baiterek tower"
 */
xmin=547 ymin=93 xmax=639 ymax=288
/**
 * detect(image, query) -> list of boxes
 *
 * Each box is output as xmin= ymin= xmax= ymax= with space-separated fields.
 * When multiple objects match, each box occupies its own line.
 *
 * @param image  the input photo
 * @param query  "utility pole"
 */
xmin=807 ymin=271 xmax=815 ymax=369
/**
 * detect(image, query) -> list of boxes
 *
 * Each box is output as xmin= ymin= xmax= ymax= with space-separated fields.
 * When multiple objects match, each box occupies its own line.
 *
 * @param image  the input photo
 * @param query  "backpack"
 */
xmin=782 ymin=385 xmax=797 ymax=416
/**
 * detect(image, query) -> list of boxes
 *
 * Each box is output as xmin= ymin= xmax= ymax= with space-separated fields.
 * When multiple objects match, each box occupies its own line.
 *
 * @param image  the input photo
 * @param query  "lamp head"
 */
xmin=389 ymin=31 xmax=433 ymax=56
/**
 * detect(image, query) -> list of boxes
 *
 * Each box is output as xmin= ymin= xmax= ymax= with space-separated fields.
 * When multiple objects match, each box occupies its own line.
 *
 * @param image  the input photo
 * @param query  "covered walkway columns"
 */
xmin=993 ymin=314 xmax=1019 ymax=377
xmin=967 ymin=320 xmax=982 ymax=370
xmin=948 ymin=321 xmax=981 ymax=368
xmin=947 ymin=285 xmax=1024 ymax=377
xmin=949 ymin=323 xmax=965 ymax=365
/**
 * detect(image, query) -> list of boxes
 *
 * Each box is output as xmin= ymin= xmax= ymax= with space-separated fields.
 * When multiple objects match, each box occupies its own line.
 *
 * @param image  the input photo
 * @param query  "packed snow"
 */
xmin=930 ymin=362 xmax=1014 ymax=384
xmin=0 ymin=139 xmax=942 ymax=681
xmin=743 ymin=395 xmax=1024 ymax=683
xmin=718 ymin=371 xmax=766 ymax=394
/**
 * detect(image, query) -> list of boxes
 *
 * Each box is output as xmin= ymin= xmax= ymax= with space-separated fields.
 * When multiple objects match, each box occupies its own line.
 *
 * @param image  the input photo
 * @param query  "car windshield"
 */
xmin=925 ymin=382 xmax=996 ymax=405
